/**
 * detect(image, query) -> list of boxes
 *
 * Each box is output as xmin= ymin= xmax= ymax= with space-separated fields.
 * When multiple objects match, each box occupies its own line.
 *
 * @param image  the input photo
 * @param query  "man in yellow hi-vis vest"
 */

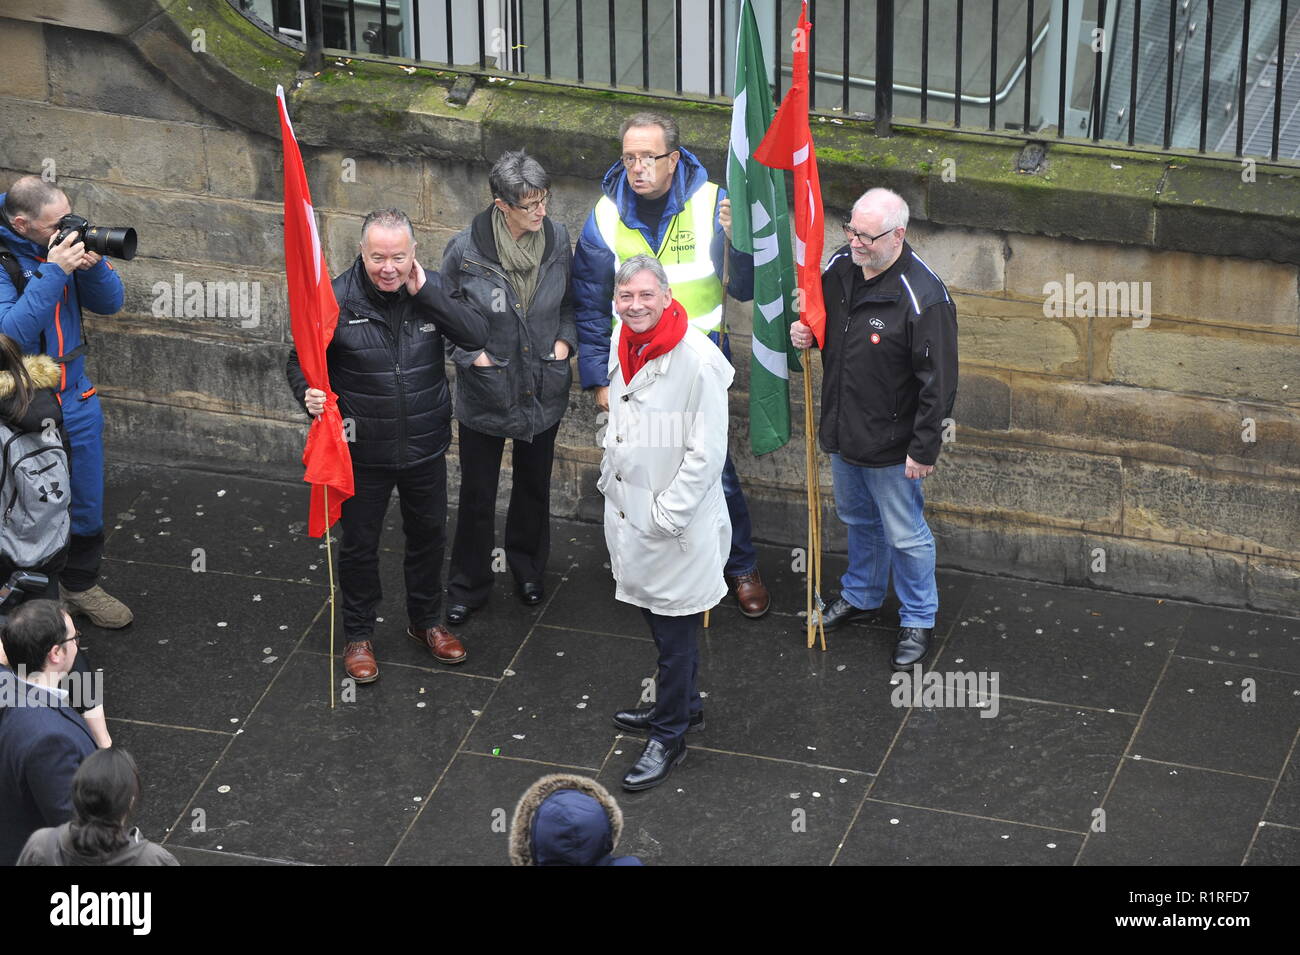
xmin=573 ymin=112 xmax=769 ymax=619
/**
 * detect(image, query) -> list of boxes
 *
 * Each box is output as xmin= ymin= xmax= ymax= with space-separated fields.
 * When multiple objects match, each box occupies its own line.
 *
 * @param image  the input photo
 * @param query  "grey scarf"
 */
xmin=492 ymin=207 xmax=545 ymax=311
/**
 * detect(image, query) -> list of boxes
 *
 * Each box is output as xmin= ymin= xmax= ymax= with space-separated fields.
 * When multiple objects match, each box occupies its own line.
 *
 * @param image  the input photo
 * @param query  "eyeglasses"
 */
xmin=508 ymin=191 xmax=551 ymax=214
xmin=843 ymin=223 xmax=896 ymax=245
xmin=58 ymin=632 xmax=82 ymax=648
xmin=620 ymin=152 xmax=673 ymax=169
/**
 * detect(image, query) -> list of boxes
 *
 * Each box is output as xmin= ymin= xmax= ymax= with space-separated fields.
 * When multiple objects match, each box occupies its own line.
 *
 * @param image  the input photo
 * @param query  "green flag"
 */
xmin=728 ymin=0 xmax=799 ymax=456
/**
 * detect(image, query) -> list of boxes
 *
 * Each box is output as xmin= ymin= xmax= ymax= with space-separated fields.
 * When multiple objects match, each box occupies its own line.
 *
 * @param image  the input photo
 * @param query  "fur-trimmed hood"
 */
xmin=0 ymin=354 xmax=60 ymax=398
xmin=508 ymin=773 xmax=641 ymax=866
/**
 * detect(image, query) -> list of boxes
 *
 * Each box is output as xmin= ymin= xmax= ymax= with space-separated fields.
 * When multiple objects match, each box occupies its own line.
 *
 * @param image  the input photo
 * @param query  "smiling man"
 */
xmin=599 ymin=255 xmax=732 ymax=792
xmin=572 ymin=112 xmax=770 ymax=621
xmin=286 ymin=208 xmax=487 ymax=683
xmin=790 ymin=188 xmax=958 ymax=671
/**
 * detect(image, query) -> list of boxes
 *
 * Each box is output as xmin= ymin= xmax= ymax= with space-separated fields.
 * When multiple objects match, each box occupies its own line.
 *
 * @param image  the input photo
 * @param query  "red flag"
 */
xmin=277 ymin=86 xmax=353 ymax=537
xmin=754 ymin=1 xmax=826 ymax=347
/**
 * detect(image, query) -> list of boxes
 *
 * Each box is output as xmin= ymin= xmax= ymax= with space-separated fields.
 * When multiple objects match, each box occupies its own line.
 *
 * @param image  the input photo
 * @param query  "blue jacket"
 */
xmin=0 ymin=666 xmax=98 ymax=866
xmin=0 ymin=195 xmax=124 ymax=399
xmin=571 ymin=149 xmax=754 ymax=389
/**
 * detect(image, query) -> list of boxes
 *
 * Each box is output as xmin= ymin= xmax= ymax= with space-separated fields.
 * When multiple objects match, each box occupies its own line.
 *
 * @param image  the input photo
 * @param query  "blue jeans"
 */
xmin=830 ymin=455 xmax=937 ymax=629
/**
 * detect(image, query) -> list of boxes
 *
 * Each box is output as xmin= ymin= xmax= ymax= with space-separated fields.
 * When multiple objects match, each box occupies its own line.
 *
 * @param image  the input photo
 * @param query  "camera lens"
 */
xmin=84 ymin=226 xmax=137 ymax=260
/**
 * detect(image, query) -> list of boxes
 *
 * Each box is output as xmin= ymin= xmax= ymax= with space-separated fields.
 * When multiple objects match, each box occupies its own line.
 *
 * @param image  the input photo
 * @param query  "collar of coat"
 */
xmin=469 ymin=205 xmax=559 ymax=266
xmin=605 ymin=327 xmax=685 ymax=388
xmin=0 ymin=354 xmax=60 ymax=398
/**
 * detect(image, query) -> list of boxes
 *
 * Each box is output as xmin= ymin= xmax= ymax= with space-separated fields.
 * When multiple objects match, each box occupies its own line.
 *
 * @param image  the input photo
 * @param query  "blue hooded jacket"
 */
xmin=571 ymin=148 xmax=754 ymax=389
xmin=0 ymin=193 xmax=123 ymax=399
xmin=509 ymin=773 xmax=643 ymax=866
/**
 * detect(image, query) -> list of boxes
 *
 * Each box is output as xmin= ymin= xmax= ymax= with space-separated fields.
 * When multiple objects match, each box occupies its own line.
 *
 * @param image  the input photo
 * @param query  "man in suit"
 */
xmin=0 ymin=599 xmax=98 ymax=865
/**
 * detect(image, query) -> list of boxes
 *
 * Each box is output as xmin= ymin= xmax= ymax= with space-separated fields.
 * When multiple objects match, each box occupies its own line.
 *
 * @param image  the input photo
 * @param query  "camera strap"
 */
xmin=0 ymin=240 xmax=26 ymax=296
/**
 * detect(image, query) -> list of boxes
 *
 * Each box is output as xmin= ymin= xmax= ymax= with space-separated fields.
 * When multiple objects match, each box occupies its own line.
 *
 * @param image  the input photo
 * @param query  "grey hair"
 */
xmin=489 ymin=149 xmax=550 ymax=207
xmin=360 ymin=207 xmax=414 ymax=242
xmin=853 ymin=188 xmax=909 ymax=233
xmin=614 ymin=254 xmax=670 ymax=293
xmin=3 ymin=175 xmax=64 ymax=221
xmin=619 ymin=112 xmax=680 ymax=153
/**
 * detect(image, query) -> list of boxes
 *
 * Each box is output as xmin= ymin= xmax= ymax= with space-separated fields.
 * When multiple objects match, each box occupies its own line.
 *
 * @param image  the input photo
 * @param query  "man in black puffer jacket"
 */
xmin=287 ymin=208 xmax=487 ymax=683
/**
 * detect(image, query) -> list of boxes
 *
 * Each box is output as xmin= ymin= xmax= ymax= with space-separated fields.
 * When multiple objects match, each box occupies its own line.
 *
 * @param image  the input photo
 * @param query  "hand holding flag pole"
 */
xmin=754 ymin=1 xmax=827 ymax=650
xmin=278 ymin=85 xmax=355 ymax=705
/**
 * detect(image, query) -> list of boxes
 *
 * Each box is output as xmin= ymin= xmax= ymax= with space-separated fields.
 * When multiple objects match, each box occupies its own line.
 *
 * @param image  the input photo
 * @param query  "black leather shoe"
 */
xmin=612 ymin=707 xmax=705 ymax=734
xmin=518 ymin=582 xmax=545 ymax=606
xmin=892 ymin=627 xmax=933 ymax=670
xmin=819 ymin=595 xmax=879 ymax=631
xmin=445 ymin=603 xmax=472 ymax=626
xmin=622 ymin=737 xmax=687 ymax=792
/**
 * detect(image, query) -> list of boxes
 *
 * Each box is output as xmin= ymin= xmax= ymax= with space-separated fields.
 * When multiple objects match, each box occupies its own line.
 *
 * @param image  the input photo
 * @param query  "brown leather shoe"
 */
xmin=343 ymin=640 xmax=379 ymax=683
xmin=407 ymin=624 xmax=467 ymax=665
xmin=730 ymin=569 xmax=771 ymax=618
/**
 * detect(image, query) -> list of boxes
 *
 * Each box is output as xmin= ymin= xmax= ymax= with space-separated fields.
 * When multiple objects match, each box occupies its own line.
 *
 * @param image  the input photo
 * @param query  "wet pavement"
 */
xmin=82 ymin=463 xmax=1300 ymax=866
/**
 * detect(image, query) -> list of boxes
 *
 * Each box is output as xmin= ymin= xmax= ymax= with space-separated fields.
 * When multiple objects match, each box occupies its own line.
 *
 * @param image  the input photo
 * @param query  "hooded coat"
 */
xmin=570 ymin=148 xmax=754 ymax=390
xmin=0 ymin=353 xmax=64 ymax=432
xmin=508 ymin=773 xmax=642 ymax=866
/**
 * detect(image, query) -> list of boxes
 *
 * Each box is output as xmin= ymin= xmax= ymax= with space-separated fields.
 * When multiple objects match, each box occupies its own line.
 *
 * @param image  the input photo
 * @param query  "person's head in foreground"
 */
xmin=509 ymin=773 xmax=643 ymax=866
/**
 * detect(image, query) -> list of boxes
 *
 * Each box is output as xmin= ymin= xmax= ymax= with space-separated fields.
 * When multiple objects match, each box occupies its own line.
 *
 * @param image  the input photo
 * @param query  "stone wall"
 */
xmin=0 ymin=0 xmax=1296 ymax=613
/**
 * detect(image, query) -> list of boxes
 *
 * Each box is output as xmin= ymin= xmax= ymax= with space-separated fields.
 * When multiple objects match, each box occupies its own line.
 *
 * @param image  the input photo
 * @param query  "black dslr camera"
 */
xmin=52 ymin=213 xmax=137 ymax=260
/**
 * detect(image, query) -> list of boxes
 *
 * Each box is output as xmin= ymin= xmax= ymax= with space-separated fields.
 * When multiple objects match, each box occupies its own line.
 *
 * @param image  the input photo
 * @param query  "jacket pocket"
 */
xmin=540 ymin=356 xmax=573 ymax=411
xmin=455 ymin=362 xmax=510 ymax=419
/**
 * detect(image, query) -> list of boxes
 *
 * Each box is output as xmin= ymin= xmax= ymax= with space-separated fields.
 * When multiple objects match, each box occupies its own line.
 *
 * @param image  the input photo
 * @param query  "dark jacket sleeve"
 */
xmin=414 ymin=270 xmax=488 ymax=351
xmin=26 ymin=731 xmax=85 ymax=827
xmin=711 ymin=185 xmax=754 ymax=303
xmin=285 ymin=345 xmax=310 ymax=414
xmin=439 ymin=233 xmax=478 ymax=365
xmin=907 ymin=298 xmax=959 ymax=466
xmin=571 ymin=211 xmax=616 ymax=389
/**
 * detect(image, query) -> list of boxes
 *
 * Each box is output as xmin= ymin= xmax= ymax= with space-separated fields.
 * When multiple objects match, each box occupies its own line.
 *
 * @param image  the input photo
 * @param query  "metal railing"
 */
xmin=236 ymin=0 xmax=1300 ymax=164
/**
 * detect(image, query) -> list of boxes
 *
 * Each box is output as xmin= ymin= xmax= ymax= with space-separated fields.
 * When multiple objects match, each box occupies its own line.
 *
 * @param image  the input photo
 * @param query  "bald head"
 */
xmin=3 ymin=176 xmax=64 ymax=222
xmin=852 ymin=188 xmax=909 ymax=233
xmin=844 ymin=188 xmax=909 ymax=277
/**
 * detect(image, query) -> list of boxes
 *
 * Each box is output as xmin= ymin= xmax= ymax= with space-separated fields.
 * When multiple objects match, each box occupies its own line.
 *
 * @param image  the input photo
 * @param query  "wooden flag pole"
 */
xmin=323 ymin=484 xmax=336 ymax=709
xmin=803 ymin=349 xmax=826 ymax=651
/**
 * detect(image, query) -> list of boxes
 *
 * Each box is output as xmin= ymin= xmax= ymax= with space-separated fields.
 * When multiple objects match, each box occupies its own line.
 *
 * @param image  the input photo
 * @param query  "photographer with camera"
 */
xmin=0 ymin=175 xmax=135 ymax=630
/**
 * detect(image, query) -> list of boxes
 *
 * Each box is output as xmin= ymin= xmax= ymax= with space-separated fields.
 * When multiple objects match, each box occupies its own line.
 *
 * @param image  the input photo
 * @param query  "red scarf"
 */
xmin=617 ymin=298 xmax=689 ymax=385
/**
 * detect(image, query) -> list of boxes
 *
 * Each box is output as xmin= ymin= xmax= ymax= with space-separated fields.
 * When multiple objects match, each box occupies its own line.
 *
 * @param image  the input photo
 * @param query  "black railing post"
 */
xmin=876 ymin=0 xmax=894 ymax=136
xmin=1274 ymin=0 xmax=1287 ymax=161
xmin=955 ymin=0 xmax=964 ymax=127
xmin=303 ymin=0 xmax=325 ymax=71
xmin=1200 ymin=0 xmax=1214 ymax=151
xmin=990 ymin=0 xmax=999 ymax=130
xmin=1058 ymin=0 xmax=1070 ymax=136
xmin=921 ymin=0 xmax=930 ymax=122
xmin=1237 ymin=0 xmax=1252 ymax=158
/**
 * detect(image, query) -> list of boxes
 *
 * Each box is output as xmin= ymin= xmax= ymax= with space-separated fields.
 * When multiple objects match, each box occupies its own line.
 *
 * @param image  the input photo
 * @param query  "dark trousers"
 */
xmin=339 ymin=456 xmax=446 ymax=642
xmin=642 ymin=608 xmax=703 ymax=745
xmin=721 ymin=452 xmax=758 ymax=577
xmin=447 ymin=420 xmax=558 ymax=607
xmin=60 ymin=532 xmax=102 ymax=593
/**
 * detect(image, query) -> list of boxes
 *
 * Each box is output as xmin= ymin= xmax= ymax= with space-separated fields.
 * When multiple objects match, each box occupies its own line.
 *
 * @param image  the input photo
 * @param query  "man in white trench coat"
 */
xmin=599 ymin=254 xmax=732 ymax=792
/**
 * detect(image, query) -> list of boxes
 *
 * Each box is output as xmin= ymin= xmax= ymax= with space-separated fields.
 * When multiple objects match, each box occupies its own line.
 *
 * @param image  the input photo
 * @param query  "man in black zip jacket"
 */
xmin=790 ymin=188 xmax=958 ymax=671
xmin=287 ymin=209 xmax=488 ymax=683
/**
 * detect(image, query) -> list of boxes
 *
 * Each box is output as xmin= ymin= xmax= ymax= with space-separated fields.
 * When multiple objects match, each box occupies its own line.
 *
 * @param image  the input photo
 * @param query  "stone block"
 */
xmin=44 ymin=25 xmax=208 ymax=124
xmin=203 ymin=128 xmax=282 ymax=205
xmin=1005 ymin=233 xmax=1300 ymax=333
xmin=93 ymin=325 xmax=301 ymax=420
xmin=0 ymin=18 xmax=48 ymax=101
xmin=951 ymin=370 xmax=1012 ymax=434
xmin=1107 ymin=326 xmax=1298 ymax=405
xmin=303 ymin=149 xmax=425 ymax=221
xmin=955 ymin=294 xmax=1085 ymax=375
xmin=1010 ymin=377 xmax=1300 ymax=475
xmin=927 ymin=444 xmax=1124 ymax=532
xmin=1246 ymin=558 xmax=1300 ymax=615
xmin=103 ymin=399 xmax=303 ymax=481
xmin=1074 ymin=535 xmax=1251 ymax=607
xmin=0 ymin=100 xmax=208 ymax=193
xmin=907 ymin=221 xmax=1005 ymax=293
xmin=1123 ymin=462 xmax=1299 ymax=559
xmin=115 ymin=259 xmax=286 ymax=342
xmin=1 ymin=0 xmax=158 ymax=35
xmin=1156 ymin=162 xmax=1300 ymax=266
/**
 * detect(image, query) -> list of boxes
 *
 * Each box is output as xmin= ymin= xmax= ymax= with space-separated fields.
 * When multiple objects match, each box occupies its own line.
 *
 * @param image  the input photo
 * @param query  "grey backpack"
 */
xmin=0 ymin=421 xmax=70 ymax=568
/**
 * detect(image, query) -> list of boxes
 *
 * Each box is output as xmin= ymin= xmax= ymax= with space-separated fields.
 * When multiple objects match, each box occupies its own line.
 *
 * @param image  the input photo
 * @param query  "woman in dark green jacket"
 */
xmin=442 ymin=151 xmax=577 ymax=623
